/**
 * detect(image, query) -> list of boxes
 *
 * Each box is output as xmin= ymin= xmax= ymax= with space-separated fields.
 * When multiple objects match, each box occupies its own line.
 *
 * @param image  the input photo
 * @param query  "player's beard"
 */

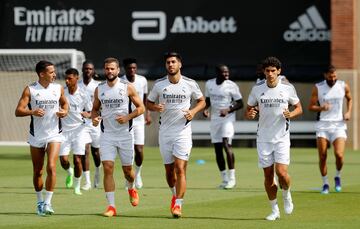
xmin=326 ymin=79 xmax=337 ymax=87
xmin=106 ymin=74 xmax=117 ymax=82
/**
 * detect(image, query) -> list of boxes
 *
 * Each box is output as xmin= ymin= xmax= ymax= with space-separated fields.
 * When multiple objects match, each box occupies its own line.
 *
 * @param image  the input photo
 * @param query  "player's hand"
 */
xmin=157 ymin=102 xmax=165 ymax=112
xmin=145 ymin=113 xmax=152 ymax=125
xmin=183 ymin=109 xmax=194 ymax=121
xmin=56 ymin=108 xmax=67 ymax=118
xmin=283 ymin=108 xmax=291 ymax=119
xmin=32 ymin=108 xmax=45 ymax=117
xmin=219 ymin=108 xmax=230 ymax=117
xmin=115 ymin=114 xmax=128 ymax=124
xmin=92 ymin=116 xmax=102 ymax=127
xmin=203 ymin=109 xmax=210 ymax=118
xmin=246 ymin=107 xmax=257 ymax=119
xmin=81 ymin=111 xmax=91 ymax=119
xmin=321 ymin=103 xmax=331 ymax=111
xmin=344 ymin=112 xmax=351 ymax=121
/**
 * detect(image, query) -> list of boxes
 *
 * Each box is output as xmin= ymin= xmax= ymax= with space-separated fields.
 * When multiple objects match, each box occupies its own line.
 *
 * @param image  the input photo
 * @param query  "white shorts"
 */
xmin=83 ymin=124 xmax=101 ymax=148
xmin=100 ymin=132 xmax=134 ymax=166
xmin=59 ymin=127 xmax=86 ymax=156
xmin=28 ymin=133 xmax=64 ymax=148
xmin=257 ymin=141 xmax=290 ymax=168
xmin=210 ymin=120 xmax=234 ymax=144
xmin=316 ymin=129 xmax=347 ymax=143
xmin=133 ymin=124 xmax=145 ymax=145
xmin=159 ymin=130 xmax=192 ymax=164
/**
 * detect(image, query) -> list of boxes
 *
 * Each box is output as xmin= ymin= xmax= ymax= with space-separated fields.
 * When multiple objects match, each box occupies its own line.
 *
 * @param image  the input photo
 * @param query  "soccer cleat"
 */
xmin=36 ymin=201 xmax=45 ymax=216
xmin=170 ymin=195 xmax=176 ymax=210
xmin=65 ymin=168 xmax=74 ymax=189
xmin=128 ymin=188 xmax=139 ymax=206
xmin=74 ymin=187 xmax=82 ymax=195
xmin=321 ymin=184 xmax=329 ymax=194
xmin=103 ymin=206 xmax=117 ymax=217
xmin=81 ymin=183 xmax=92 ymax=191
xmin=265 ymin=210 xmax=280 ymax=221
xmin=135 ymin=175 xmax=143 ymax=189
xmin=171 ymin=205 xmax=182 ymax=218
xmin=218 ymin=180 xmax=228 ymax=189
xmin=224 ymin=179 xmax=236 ymax=189
xmin=283 ymin=197 xmax=294 ymax=215
xmin=43 ymin=203 xmax=54 ymax=215
xmin=334 ymin=177 xmax=342 ymax=192
xmin=94 ymin=170 xmax=100 ymax=188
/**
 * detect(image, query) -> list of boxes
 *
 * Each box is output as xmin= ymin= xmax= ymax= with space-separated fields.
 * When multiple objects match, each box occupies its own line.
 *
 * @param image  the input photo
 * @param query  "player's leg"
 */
xmin=91 ymin=146 xmax=101 ymax=188
xmin=332 ymin=131 xmax=347 ymax=192
xmin=223 ymin=137 xmax=236 ymax=189
xmin=30 ymin=145 xmax=46 ymax=216
xmin=59 ymin=138 xmax=74 ymax=189
xmin=316 ymin=133 xmax=330 ymax=194
xmin=134 ymin=144 xmax=144 ymax=189
xmin=211 ymin=122 xmax=228 ymax=188
xmin=73 ymin=154 xmax=83 ymax=195
xmin=81 ymin=143 xmax=92 ymax=190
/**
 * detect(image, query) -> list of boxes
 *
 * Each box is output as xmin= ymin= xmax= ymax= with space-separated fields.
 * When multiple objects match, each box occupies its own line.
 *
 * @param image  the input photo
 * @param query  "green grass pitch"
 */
xmin=0 ymin=146 xmax=359 ymax=229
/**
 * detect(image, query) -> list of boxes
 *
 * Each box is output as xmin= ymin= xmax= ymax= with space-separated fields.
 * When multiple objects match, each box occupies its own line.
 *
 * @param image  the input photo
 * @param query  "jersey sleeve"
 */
xmin=231 ymin=83 xmax=242 ymax=100
xmin=204 ymin=81 xmax=210 ymax=97
xmin=83 ymin=92 xmax=93 ymax=112
xmin=147 ymin=83 xmax=158 ymax=102
xmin=191 ymin=81 xmax=203 ymax=100
xmin=247 ymin=87 xmax=258 ymax=106
xmin=288 ymin=85 xmax=300 ymax=105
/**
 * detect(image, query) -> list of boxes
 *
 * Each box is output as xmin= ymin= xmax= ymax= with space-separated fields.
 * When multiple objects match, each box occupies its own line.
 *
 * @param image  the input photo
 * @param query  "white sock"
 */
xmin=269 ymin=199 xmax=279 ymax=212
xmin=126 ymin=180 xmax=135 ymax=189
xmin=175 ymin=198 xmax=183 ymax=207
xmin=220 ymin=170 xmax=228 ymax=182
xmin=44 ymin=191 xmax=53 ymax=205
xmin=170 ymin=186 xmax=176 ymax=196
xmin=135 ymin=165 xmax=142 ymax=177
xmin=322 ymin=175 xmax=329 ymax=185
xmin=74 ymin=176 xmax=81 ymax=190
xmin=228 ymin=169 xmax=235 ymax=180
xmin=67 ymin=167 xmax=73 ymax=176
xmin=95 ymin=166 xmax=100 ymax=174
xmin=84 ymin=171 xmax=91 ymax=184
xmin=105 ymin=192 xmax=115 ymax=207
xmin=36 ymin=190 xmax=43 ymax=203
xmin=282 ymin=188 xmax=291 ymax=199
xmin=335 ymin=170 xmax=341 ymax=178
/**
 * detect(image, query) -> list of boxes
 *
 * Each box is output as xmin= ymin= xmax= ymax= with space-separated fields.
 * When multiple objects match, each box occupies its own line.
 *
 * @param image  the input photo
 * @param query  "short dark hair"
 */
xmin=65 ymin=68 xmax=79 ymax=76
xmin=123 ymin=58 xmax=137 ymax=66
xmin=35 ymin=60 xmax=54 ymax=76
xmin=262 ymin=56 xmax=282 ymax=70
xmin=324 ymin=65 xmax=336 ymax=73
xmin=82 ymin=60 xmax=94 ymax=67
xmin=215 ymin=64 xmax=228 ymax=73
xmin=104 ymin=57 xmax=120 ymax=68
xmin=164 ymin=51 xmax=182 ymax=62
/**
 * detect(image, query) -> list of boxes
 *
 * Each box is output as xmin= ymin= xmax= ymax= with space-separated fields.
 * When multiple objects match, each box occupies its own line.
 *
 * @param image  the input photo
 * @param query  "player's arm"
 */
xmin=343 ymin=82 xmax=352 ymax=121
xmin=91 ymin=87 xmax=102 ymax=126
xmin=184 ymin=96 xmax=206 ymax=121
xmin=126 ymin=83 xmax=145 ymax=121
xmin=57 ymin=86 xmax=69 ymax=118
xmin=245 ymin=105 xmax=258 ymax=120
xmin=146 ymin=99 xmax=165 ymax=112
xmin=308 ymin=86 xmax=329 ymax=112
xmin=202 ymin=97 xmax=211 ymax=118
xmin=283 ymin=102 xmax=303 ymax=119
xmin=143 ymin=93 xmax=152 ymax=125
xmin=15 ymin=86 xmax=39 ymax=117
xmin=220 ymin=99 xmax=244 ymax=117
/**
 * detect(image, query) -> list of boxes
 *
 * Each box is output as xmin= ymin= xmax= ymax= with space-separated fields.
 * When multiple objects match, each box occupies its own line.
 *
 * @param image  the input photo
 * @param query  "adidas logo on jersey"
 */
xmin=283 ymin=5 xmax=330 ymax=42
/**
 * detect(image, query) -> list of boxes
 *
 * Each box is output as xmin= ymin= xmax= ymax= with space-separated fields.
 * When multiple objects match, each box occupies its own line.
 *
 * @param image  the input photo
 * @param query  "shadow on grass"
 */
xmin=120 ymin=214 xmax=264 ymax=221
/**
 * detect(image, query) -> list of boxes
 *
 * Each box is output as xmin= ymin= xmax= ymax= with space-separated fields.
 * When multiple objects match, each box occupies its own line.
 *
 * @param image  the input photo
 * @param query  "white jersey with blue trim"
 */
xmin=205 ymin=78 xmax=242 ymax=122
xmin=62 ymin=86 xmax=92 ymax=132
xmin=28 ymin=81 xmax=62 ymax=141
xmin=247 ymin=79 xmax=300 ymax=143
xmin=147 ymin=75 xmax=203 ymax=134
xmin=97 ymin=78 xmax=131 ymax=134
xmin=120 ymin=74 xmax=147 ymax=125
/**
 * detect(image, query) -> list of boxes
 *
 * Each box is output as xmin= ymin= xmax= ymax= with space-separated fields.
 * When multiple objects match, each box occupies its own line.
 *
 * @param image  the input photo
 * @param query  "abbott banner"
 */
xmin=0 ymin=0 xmax=330 ymax=81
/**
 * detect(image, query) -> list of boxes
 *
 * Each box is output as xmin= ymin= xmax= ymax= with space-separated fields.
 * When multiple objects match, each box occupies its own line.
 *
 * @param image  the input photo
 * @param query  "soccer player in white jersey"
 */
xmin=92 ymin=57 xmax=145 ymax=217
xmin=203 ymin=64 xmax=243 ymax=189
xmin=308 ymin=65 xmax=352 ymax=194
xmin=147 ymin=52 xmax=205 ymax=218
xmin=245 ymin=57 xmax=303 ymax=221
xmin=59 ymin=68 xmax=92 ymax=195
xmin=120 ymin=58 xmax=152 ymax=189
xmin=79 ymin=61 xmax=102 ymax=190
xmin=15 ymin=60 xmax=69 ymax=216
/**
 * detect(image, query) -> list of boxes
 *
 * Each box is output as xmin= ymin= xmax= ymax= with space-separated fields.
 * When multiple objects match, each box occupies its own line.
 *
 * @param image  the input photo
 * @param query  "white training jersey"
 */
xmin=62 ymin=86 xmax=92 ymax=132
xmin=147 ymin=75 xmax=203 ymax=134
xmin=97 ymin=78 xmax=132 ymax=134
xmin=28 ymin=81 xmax=62 ymax=140
xmin=316 ymin=80 xmax=345 ymax=122
xmin=247 ymin=79 xmax=300 ymax=143
xmin=120 ymin=74 xmax=147 ymax=125
xmin=79 ymin=78 xmax=100 ymax=126
xmin=205 ymin=78 xmax=242 ymax=122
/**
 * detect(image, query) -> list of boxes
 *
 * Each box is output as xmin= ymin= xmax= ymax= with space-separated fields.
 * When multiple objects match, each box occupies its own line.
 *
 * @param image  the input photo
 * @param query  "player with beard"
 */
xmin=308 ymin=65 xmax=352 ymax=194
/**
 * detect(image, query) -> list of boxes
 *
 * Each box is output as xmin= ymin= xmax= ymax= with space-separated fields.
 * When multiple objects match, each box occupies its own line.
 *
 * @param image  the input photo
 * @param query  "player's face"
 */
xmin=165 ymin=57 xmax=181 ymax=76
xmin=264 ymin=66 xmax=281 ymax=85
xmin=218 ymin=66 xmax=230 ymax=80
xmin=104 ymin=62 xmax=120 ymax=82
xmin=82 ymin=63 xmax=95 ymax=79
xmin=125 ymin=63 xmax=137 ymax=77
xmin=325 ymin=71 xmax=337 ymax=87
xmin=41 ymin=65 xmax=56 ymax=83
xmin=65 ymin=74 xmax=78 ymax=89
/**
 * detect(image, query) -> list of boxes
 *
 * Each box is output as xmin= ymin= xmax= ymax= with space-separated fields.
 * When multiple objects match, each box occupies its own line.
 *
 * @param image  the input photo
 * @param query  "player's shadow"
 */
xmin=120 ymin=214 xmax=264 ymax=221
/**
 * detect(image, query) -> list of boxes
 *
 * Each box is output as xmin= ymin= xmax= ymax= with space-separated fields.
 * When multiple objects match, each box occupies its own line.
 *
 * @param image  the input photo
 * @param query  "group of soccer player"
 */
xmin=15 ymin=53 xmax=352 ymax=220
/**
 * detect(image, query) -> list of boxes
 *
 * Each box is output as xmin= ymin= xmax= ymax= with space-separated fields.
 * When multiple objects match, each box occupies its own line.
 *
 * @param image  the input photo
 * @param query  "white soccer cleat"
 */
xmin=81 ymin=183 xmax=91 ymax=191
xmin=283 ymin=197 xmax=294 ymax=214
xmin=135 ymin=175 xmax=143 ymax=189
xmin=224 ymin=179 xmax=236 ymax=189
xmin=94 ymin=171 xmax=100 ymax=188
xmin=265 ymin=210 xmax=280 ymax=221
xmin=43 ymin=203 xmax=54 ymax=215
xmin=218 ymin=180 xmax=228 ymax=189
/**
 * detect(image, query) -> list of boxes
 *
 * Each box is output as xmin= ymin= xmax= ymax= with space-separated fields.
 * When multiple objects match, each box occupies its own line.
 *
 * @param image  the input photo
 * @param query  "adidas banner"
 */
xmin=0 ymin=0 xmax=330 ymax=81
